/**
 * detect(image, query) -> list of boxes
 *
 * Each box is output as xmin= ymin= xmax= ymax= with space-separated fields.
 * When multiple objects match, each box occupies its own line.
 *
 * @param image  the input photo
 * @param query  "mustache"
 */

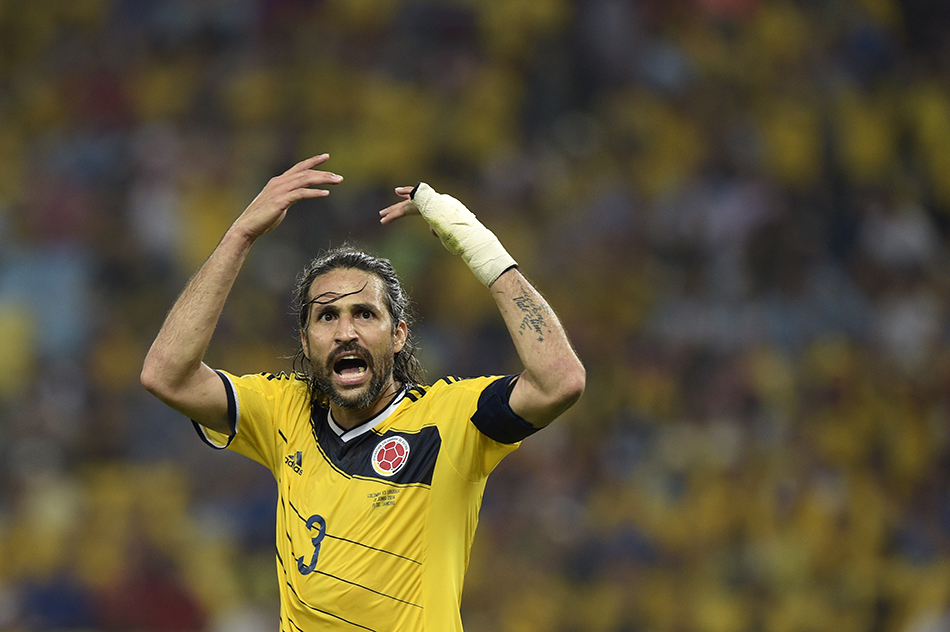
xmin=325 ymin=341 xmax=374 ymax=370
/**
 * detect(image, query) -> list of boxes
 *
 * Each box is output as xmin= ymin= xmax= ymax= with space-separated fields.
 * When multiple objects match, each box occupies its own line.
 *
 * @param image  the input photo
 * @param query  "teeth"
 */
xmin=334 ymin=355 xmax=367 ymax=378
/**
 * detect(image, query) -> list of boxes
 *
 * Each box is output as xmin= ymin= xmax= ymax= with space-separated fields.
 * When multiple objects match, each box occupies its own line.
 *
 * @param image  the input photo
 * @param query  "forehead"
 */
xmin=307 ymin=268 xmax=387 ymax=307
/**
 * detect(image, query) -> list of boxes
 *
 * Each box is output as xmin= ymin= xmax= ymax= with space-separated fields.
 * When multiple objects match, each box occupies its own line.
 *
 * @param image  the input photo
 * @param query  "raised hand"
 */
xmin=378 ymin=186 xmax=419 ymax=225
xmin=234 ymin=154 xmax=343 ymax=240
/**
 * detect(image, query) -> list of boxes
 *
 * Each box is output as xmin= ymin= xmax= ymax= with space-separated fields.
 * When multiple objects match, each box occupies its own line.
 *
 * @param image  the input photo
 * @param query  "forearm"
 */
xmin=384 ymin=182 xmax=585 ymax=425
xmin=142 ymin=227 xmax=253 ymax=394
xmin=142 ymin=155 xmax=340 ymax=429
xmin=490 ymin=268 xmax=585 ymax=427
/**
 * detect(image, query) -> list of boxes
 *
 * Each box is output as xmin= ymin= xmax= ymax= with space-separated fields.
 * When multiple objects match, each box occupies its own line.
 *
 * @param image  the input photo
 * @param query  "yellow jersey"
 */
xmin=194 ymin=371 xmax=533 ymax=632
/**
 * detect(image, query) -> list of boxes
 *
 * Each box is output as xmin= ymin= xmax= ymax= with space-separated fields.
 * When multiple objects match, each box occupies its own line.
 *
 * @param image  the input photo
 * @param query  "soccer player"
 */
xmin=140 ymin=154 xmax=586 ymax=632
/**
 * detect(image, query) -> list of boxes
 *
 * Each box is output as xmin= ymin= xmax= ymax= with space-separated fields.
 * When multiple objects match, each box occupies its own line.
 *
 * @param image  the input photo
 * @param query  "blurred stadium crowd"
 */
xmin=2 ymin=0 xmax=950 ymax=631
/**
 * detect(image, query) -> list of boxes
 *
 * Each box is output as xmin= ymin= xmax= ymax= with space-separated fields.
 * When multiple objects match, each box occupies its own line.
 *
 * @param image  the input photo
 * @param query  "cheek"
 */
xmin=301 ymin=329 xmax=324 ymax=359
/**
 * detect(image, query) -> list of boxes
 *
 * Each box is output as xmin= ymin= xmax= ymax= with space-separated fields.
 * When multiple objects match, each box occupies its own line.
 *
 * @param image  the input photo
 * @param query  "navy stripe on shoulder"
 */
xmin=404 ymin=383 xmax=429 ymax=402
xmin=191 ymin=370 xmax=237 ymax=450
xmin=470 ymin=374 xmax=540 ymax=444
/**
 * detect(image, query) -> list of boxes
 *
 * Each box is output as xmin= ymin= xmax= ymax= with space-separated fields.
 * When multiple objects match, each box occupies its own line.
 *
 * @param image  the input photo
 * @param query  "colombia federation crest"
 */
xmin=371 ymin=436 xmax=410 ymax=477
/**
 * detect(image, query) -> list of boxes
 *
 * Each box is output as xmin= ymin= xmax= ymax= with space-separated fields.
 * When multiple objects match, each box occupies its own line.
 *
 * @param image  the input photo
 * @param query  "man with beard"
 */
xmin=141 ymin=154 xmax=586 ymax=632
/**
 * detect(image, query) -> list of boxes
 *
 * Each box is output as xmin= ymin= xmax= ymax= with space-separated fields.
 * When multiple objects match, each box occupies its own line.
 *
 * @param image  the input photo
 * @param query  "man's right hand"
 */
xmin=142 ymin=154 xmax=341 ymax=433
xmin=232 ymin=154 xmax=343 ymax=241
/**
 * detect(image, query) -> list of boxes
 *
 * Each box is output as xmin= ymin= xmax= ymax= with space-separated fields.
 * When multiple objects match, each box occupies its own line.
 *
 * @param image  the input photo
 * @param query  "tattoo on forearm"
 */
xmin=512 ymin=282 xmax=551 ymax=342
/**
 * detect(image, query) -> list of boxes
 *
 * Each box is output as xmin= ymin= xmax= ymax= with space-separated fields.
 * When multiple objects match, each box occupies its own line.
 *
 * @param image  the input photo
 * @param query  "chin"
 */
xmin=326 ymin=378 xmax=384 ymax=411
xmin=335 ymin=392 xmax=375 ymax=410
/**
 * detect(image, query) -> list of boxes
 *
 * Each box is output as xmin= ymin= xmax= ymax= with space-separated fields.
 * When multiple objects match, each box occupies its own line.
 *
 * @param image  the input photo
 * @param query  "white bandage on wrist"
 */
xmin=410 ymin=183 xmax=517 ymax=287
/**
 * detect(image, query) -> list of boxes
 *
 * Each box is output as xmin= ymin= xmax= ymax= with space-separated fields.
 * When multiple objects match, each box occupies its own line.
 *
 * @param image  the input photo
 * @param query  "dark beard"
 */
xmin=311 ymin=343 xmax=395 ymax=411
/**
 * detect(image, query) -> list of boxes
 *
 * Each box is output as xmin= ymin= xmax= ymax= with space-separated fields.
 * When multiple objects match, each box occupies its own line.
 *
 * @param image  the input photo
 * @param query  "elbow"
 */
xmin=559 ymin=361 xmax=586 ymax=409
xmin=140 ymin=353 xmax=177 ymax=400
xmin=515 ymin=359 xmax=585 ymax=428
xmin=140 ymin=361 xmax=163 ymax=397
xmin=544 ymin=359 xmax=586 ymax=415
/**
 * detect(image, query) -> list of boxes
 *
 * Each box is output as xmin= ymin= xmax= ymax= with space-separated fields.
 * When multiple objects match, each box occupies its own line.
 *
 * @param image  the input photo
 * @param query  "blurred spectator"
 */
xmin=2 ymin=1 xmax=950 ymax=631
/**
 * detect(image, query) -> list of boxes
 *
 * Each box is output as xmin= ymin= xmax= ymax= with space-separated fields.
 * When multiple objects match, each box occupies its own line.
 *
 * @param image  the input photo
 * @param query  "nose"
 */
xmin=334 ymin=314 xmax=358 ymax=343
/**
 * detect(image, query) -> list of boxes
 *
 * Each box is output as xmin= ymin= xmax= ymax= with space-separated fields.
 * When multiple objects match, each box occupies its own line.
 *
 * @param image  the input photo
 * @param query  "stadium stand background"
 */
xmin=2 ymin=1 xmax=950 ymax=631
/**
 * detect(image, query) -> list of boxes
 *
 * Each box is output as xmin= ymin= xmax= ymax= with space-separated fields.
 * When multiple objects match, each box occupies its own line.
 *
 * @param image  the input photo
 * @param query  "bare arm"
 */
xmin=380 ymin=185 xmax=585 ymax=427
xmin=488 ymin=268 xmax=585 ymax=427
xmin=141 ymin=155 xmax=342 ymax=432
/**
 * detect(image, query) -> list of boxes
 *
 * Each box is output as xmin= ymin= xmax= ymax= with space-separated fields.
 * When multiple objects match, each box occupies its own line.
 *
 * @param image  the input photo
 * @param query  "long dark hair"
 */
xmin=291 ymin=245 xmax=426 ymax=400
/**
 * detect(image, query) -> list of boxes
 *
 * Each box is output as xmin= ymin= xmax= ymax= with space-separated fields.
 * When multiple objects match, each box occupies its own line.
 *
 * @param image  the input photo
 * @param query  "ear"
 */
xmin=300 ymin=330 xmax=311 ymax=361
xmin=393 ymin=320 xmax=408 ymax=354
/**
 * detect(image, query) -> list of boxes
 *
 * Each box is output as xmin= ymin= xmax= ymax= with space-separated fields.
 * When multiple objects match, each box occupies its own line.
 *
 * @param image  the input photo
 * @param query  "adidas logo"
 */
xmin=285 ymin=451 xmax=303 ymax=475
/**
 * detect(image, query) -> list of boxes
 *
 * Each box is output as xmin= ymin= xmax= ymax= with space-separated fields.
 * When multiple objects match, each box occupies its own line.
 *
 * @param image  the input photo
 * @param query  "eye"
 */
xmin=319 ymin=311 xmax=336 ymax=322
xmin=359 ymin=310 xmax=375 ymax=319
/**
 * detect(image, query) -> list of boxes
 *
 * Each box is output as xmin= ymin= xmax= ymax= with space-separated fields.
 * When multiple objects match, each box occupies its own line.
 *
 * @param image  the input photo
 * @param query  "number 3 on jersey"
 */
xmin=297 ymin=514 xmax=327 ymax=575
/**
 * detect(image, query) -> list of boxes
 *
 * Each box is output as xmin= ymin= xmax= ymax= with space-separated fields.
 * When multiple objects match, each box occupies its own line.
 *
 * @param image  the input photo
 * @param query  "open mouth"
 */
xmin=333 ymin=354 xmax=369 ymax=379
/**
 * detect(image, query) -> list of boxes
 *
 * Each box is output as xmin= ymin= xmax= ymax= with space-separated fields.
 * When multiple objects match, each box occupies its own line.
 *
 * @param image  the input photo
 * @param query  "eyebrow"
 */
xmin=314 ymin=301 xmax=379 ymax=316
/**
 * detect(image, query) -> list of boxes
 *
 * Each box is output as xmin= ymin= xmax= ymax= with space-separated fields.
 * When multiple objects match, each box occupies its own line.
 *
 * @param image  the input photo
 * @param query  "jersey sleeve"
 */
xmin=430 ymin=375 xmax=538 ymax=481
xmin=470 ymin=374 xmax=541 ymax=444
xmin=192 ymin=370 xmax=293 ymax=473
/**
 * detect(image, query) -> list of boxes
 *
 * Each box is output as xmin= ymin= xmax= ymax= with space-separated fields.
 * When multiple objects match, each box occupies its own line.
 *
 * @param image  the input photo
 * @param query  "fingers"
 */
xmin=284 ymin=168 xmax=342 ymax=191
xmin=379 ymin=199 xmax=418 ymax=225
xmin=290 ymin=153 xmax=331 ymax=173
xmin=250 ymin=160 xmax=341 ymax=214
xmin=267 ymin=163 xmax=341 ymax=205
xmin=280 ymin=154 xmax=342 ymax=189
